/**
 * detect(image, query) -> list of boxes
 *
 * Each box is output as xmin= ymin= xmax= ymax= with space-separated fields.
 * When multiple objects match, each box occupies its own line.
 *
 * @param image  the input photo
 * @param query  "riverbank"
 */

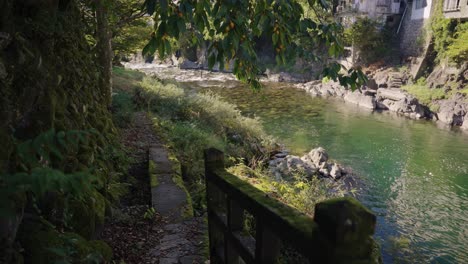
xmin=113 ymin=66 xmax=355 ymax=215
xmin=125 ymin=62 xmax=468 ymax=134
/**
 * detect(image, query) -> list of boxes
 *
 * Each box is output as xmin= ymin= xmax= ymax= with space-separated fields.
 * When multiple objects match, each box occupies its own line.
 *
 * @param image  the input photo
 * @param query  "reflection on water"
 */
xmin=143 ymin=66 xmax=468 ymax=263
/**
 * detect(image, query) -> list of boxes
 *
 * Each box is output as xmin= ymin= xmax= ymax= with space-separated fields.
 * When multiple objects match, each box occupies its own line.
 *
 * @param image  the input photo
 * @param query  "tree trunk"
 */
xmin=96 ymin=0 xmax=112 ymax=106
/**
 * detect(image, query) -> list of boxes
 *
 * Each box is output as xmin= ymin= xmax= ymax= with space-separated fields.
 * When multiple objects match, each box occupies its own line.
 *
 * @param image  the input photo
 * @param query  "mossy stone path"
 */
xmin=138 ymin=112 xmax=206 ymax=263
xmin=103 ymin=112 xmax=206 ymax=263
xmin=149 ymin=146 xmax=188 ymax=222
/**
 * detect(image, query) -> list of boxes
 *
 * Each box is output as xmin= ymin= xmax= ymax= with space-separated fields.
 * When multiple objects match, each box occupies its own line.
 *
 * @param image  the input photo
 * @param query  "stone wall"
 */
xmin=399 ymin=1 xmax=427 ymax=57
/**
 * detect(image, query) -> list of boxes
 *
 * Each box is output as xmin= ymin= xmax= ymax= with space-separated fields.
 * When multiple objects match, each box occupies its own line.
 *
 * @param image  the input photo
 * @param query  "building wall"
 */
xmin=400 ymin=1 xmax=427 ymax=57
xmin=443 ymin=0 xmax=468 ymax=19
xmin=411 ymin=0 xmax=433 ymax=19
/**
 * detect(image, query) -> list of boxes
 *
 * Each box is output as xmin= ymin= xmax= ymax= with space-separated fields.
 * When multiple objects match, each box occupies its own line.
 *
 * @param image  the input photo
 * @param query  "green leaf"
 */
xmin=142 ymin=36 xmax=157 ymax=56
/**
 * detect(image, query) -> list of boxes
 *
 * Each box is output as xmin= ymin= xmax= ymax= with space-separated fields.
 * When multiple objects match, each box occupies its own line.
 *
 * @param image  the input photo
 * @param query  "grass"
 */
xmin=112 ymin=66 xmax=145 ymax=92
xmin=227 ymin=163 xmax=345 ymax=217
xmin=401 ymin=84 xmax=446 ymax=105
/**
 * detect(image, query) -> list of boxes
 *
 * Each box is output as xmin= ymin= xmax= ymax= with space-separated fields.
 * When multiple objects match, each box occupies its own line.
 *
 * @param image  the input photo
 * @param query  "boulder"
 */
xmin=366 ymin=78 xmax=378 ymax=90
xmin=344 ymin=91 xmax=376 ymax=110
xmin=306 ymin=147 xmax=329 ymax=166
xmin=461 ymin=117 xmax=468 ymax=131
xmin=329 ymin=163 xmax=343 ymax=180
xmin=179 ymin=60 xmax=200 ymax=69
xmin=437 ymin=100 xmax=466 ymax=126
xmin=376 ymin=88 xmax=407 ymax=101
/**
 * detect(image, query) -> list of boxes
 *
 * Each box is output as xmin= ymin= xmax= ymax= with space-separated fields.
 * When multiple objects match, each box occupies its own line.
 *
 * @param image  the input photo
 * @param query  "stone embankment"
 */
xmin=269 ymin=147 xmax=348 ymax=181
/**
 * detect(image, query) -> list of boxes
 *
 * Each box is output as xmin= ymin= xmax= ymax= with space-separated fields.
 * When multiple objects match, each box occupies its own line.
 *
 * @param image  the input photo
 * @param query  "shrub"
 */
xmin=344 ymin=18 xmax=391 ymax=64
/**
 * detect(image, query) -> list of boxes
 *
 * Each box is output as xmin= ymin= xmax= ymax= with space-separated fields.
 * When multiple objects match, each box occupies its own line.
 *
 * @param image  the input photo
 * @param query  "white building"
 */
xmin=336 ymin=0 xmax=403 ymax=26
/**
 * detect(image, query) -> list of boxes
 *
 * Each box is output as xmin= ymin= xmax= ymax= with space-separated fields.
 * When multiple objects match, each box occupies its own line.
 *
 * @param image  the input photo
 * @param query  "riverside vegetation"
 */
xmin=112 ymin=66 xmax=347 ymax=218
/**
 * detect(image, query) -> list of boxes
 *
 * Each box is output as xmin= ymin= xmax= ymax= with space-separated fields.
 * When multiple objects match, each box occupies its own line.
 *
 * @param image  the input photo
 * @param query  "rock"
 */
xmin=436 ymin=99 xmax=466 ymax=126
xmin=344 ymin=91 xmax=376 ymax=110
xmin=375 ymin=101 xmax=388 ymax=110
xmin=306 ymin=147 xmax=329 ymax=166
xmin=274 ymin=152 xmax=288 ymax=158
xmin=376 ymin=88 xmax=407 ymax=101
xmin=366 ymin=78 xmax=378 ymax=90
xmin=179 ymin=60 xmax=200 ymax=69
xmin=159 ymin=258 xmax=178 ymax=264
xmin=461 ymin=113 xmax=468 ymax=131
xmin=330 ymin=163 xmax=343 ymax=180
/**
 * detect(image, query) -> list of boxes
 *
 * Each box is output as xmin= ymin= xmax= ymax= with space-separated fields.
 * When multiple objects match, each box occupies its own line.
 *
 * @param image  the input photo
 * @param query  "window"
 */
xmin=415 ymin=0 xmax=427 ymax=9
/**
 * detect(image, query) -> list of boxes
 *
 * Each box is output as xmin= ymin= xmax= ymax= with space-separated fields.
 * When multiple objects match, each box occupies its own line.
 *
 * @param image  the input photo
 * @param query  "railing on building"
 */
xmin=444 ymin=0 xmax=461 ymax=11
xmin=204 ymin=148 xmax=381 ymax=264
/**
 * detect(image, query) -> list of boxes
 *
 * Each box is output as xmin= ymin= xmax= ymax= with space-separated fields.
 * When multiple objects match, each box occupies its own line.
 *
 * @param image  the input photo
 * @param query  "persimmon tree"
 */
xmin=142 ymin=0 xmax=367 ymax=90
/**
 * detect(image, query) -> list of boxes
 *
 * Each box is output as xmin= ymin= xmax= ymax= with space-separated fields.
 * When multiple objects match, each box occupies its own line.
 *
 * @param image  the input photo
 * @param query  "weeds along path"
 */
xmin=101 ymin=112 xmax=206 ymax=264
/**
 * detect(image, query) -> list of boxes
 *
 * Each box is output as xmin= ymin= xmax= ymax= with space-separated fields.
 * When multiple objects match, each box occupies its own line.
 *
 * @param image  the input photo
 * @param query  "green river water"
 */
xmin=195 ymin=82 xmax=467 ymax=263
xmin=139 ymin=66 xmax=468 ymax=263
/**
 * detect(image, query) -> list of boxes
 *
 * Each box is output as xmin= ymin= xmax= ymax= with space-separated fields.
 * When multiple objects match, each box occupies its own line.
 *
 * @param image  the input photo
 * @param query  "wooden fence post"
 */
xmin=255 ymin=218 xmax=281 ymax=263
xmin=204 ymin=148 xmax=225 ymax=263
xmin=313 ymin=197 xmax=381 ymax=263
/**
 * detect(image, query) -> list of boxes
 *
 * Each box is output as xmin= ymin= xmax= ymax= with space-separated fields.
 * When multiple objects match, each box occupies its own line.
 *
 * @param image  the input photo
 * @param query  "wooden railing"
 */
xmin=204 ymin=148 xmax=381 ymax=264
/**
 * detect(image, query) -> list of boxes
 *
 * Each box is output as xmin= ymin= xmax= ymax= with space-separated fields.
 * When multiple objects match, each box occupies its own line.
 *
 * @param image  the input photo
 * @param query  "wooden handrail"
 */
xmin=204 ymin=148 xmax=382 ymax=264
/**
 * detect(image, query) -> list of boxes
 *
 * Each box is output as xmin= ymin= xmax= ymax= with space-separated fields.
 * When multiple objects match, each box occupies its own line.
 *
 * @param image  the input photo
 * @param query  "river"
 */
xmin=130 ymin=65 xmax=468 ymax=263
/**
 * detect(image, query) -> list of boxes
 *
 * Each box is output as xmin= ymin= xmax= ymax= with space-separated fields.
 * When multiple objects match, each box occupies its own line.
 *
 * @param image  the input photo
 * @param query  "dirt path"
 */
xmin=101 ymin=112 xmax=206 ymax=264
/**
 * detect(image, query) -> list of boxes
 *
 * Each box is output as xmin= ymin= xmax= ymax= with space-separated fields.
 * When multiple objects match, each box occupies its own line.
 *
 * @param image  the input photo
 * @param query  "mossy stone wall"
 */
xmin=0 ymin=0 xmax=115 ymax=262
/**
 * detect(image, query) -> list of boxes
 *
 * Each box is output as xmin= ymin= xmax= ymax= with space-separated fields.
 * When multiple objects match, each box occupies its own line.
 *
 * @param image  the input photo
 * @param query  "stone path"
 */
xmin=138 ymin=112 xmax=207 ymax=264
xmin=146 ymin=217 xmax=206 ymax=264
xmin=103 ymin=112 xmax=206 ymax=264
xmin=149 ymin=145 xmax=188 ymax=222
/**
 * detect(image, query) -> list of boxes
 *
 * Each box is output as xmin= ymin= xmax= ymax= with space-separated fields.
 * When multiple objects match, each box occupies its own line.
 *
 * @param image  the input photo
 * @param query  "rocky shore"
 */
xmin=269 ymin=147 xmax=349 ymax=181
xmin=295 ymin=75 xmax=468 ymax=131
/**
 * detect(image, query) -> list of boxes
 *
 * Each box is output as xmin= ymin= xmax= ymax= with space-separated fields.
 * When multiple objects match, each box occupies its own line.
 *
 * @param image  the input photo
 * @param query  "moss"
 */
xmin=170 ymin=151 xmax=194 ymax=219
xmin=93 ymin=191 xmax=106 ymax=227
xmin=17 ymin=218 xmax=113 ymax=263
xmin=149 ymin=160 xmax=159 ymax=187
xmin=172 ymin=172 xmax=194 ymax=219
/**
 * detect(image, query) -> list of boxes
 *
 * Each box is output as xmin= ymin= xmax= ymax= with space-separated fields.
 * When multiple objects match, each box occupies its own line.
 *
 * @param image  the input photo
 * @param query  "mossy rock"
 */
xmin=17 ymin=218 xmax=112 ymax=264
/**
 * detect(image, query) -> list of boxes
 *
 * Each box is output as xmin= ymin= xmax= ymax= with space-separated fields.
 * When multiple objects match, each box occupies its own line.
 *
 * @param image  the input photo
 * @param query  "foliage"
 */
xmin=112 ymin=91 xmax=135 ymax=128
xmin=134 ymin=76 xmax=277 ymax=213
xmin=227 ymin=163 xmax=345 ymax=217
xmin=113 ymin=20 xmax=152 ymax=61
xmin=430 ymin=1 xmax=468 ymax=65
xmin=142 ymin=0 xmax=366 ymax=90
xmin=445 ymin=23 xmax=468 ymax=65
xmin=344 ymin=17 xmax=391 ymax=64
xmin=143 ymin=207 xmax=156 ymax=220
xmin=401 ymin=80 xmax=446 ymax=106
xmin=138 ymin=77 xmax=273 ymax=153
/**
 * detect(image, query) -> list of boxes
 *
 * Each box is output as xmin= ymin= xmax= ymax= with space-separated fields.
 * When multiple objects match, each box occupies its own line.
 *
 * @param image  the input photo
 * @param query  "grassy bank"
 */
xmin=112 ymin=66 xmax=344 ymax=216
xmin=401 ymin=78 xmax=468 ymax=112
